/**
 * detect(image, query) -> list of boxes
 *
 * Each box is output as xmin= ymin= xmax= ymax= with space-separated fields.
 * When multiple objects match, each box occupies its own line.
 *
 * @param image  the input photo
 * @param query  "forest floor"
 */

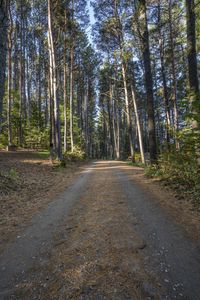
xmin=0 ymin=150 xmax=87 ymax=253
xmin=0 ymin=157 xmax=200 ymax=299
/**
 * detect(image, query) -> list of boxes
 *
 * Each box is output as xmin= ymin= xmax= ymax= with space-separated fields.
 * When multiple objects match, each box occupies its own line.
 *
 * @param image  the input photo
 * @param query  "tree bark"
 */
xmin=157 ymin=0 xmax=171 ymax=147
xmin=63 ymin=57 xmax=68 ymax=153
xmin=70 ymin=43 xmax=74 ymax=152
xmin=7 ymin=0 xmax=13 ymax=146
xmin=0 ymin=0 xmax=8 ymax=133
xmin=48 ymin=0 xmax=62 ymax=160
xmin=131 ymin=83 xmax=145 ymax=164
xmin=139 ymin=0 xmax=157 ymax=163
xmin=168 ymin=0 xmax=179 ymax=148
xmin=70 ymin=0 xmax=74 ymax=152
xmin=185 ymin=0 xmax=199 ymax=98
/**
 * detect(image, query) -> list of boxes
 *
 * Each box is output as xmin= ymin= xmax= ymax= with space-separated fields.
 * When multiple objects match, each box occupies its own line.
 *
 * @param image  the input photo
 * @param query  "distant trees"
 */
xmin=92 ymin=0 xmax=199 ymax=162
xmin=0 ymin=0 xmax=98 ymax=159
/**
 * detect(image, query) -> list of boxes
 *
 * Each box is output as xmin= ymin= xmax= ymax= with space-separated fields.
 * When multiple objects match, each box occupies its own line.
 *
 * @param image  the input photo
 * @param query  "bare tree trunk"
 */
xmin=168 ymin=0 xmax=179 ymax=148
xmin=157 ymin=0 xmax=171 ymax=147
xmin=63 ymin=10 xmax=68 ymax=153
xmin=48 ymin=0 xmax=62 ymax=160
xmin=63 ymin=58 xmax=68 ymax=153
xmin=139 ymin=0 xmax=157 ymax=163
xmin=7 ymin=0 xmax=13 ymax=146
xmin=70 ymin=43 xmax=74 ymax=152
xmin=69 ymin=0 xmax=74 ymax=152
xmin=26 ymin=52 xmax=31 ymax=123
xmin=185 ymin=0 xmax=199 ymax=98
xmin=131 ymin=84 xmax=145 ymax=164
xmin=121 ymin=58 xmax=135 ymax=161
xmin=38 ymin=38 xmax=42 ymax=129
xmin=110 ymin=84 xmax=120 ymax=159
xmin=19 ymin=0 xmax=23 ymax=146
xmin=0 ymin=0 xmax=8 ymax=133
xmin=83 ymin=81 xmax=89 ymax=156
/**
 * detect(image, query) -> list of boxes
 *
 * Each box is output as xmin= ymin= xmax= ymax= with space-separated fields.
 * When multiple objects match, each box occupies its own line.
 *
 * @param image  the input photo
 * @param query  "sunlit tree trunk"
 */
xmin=131 ymin=84 xmax=145 ymax=164
xmin=110 ymin=84 xmax=120 ymax=159
xmin=70 ymin=0 xmax=74 ymax=152
xmin=168 ymin=0 xmax=179 ymax=148
xmin=157 ymin=0 xmax=171 ymax=147
xmin=7 ymin=0 xmax=13 ymax=146
xmin=37 ymin=38 xmax=42 ymax=129
xmin=19 ymin=0 xmax=24 ymax=145
xmin=121 ymin=58 xmax=135 ymax=161
xmin=0 ymin=0 xmax=8 ymax=134
xmin=47 ymin=0 xmax=62 ymax=160
xmin=63 ymin=58 xmax=68 ymax=153
xmin=63 ymin=10 xmax=68 ymax=153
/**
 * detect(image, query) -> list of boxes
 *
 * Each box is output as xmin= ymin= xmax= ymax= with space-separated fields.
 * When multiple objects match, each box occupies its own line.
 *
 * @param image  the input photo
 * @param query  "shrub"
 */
xmin=64 ymin=147 xmax=86 ymax=162
xmin=145 ymin=149 xmax=200 ymax=209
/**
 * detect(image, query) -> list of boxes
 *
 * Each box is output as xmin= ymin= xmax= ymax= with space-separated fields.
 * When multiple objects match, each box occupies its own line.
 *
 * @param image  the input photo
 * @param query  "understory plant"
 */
xmin=145 ymin=127 xmax=200 ymax=209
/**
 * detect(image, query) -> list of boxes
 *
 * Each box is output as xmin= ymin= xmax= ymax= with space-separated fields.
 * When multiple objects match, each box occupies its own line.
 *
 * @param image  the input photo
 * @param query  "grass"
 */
xmin=127 ymin=161 xmax=145 ymax=168
xmin=34 ymin=151 xmax=50 ymax=159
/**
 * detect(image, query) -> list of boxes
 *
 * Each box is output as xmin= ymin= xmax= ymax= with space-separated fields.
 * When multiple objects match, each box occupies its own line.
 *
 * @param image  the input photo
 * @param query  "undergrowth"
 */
xmin=64 ymin=147 xmax=86 ymax=162
xmin=0 ymin=169 xmax=20 ymax=196
xmin=145 ymin=151 xmax=200 ymax=210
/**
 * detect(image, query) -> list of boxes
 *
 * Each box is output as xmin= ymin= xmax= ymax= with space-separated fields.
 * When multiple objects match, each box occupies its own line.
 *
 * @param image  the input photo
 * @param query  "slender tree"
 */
xmin=137 ymin=0 xmax=157 ymax=162
xmin=0 ymin=0 xmax=8 ymax=133
xmin=185 ymin=0 xmax=199 ymax=99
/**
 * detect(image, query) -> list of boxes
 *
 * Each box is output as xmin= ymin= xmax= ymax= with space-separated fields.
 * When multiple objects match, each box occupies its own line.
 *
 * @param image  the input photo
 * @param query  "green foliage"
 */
xmin=0 ymin=133 xmax=7 ymax=149
xmin=127 ymin=152 xmax=145 ymax=167
xmin=145 ymin=130 xmax=200 ymax=209
xmin=25 ymin=127 xmax=49 ymax=149
xmin=0 ymin=168 xmax=19 ymax=195
xmin=64 ymin=146 xmax=86 ymax=162
xmin=9 ymin=168 xmax=19 ymax=180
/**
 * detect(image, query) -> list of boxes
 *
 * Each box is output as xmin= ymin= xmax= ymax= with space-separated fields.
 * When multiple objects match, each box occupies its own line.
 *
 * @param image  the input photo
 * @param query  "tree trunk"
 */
xmin=131 ymin=84 xmax=145 ymax=164
xmin=168 ymin=0 xmax=179 ymax=148
xmin=63 ymin=58 xmax=68 ymax=153
xmin=157 ymin=0 xmax=171 ymax=147
xmin=19 ymin=0 xmax=23 ymax=146
xmin=63 ymin=10 xmax=68 ymax=153
xmin=70 ymin=44 xmax=74 ymax=152
xmin=47 ymin=0 xmax=62 ymax=160
xmin=121 ymin=58 xmax=135 ymax=161
xmin=110 ymin=84 xmax=120 ymax=159
xmin=69 ymin=0 xmax=75 ymax=152
xmin=7 ymin=0 xmax=13 ymax=146
xmin=139 ymin=0 xmax=157 ymax=163
xmin=38 ymin=38 xmax=42 ymax=129
xmin=83 ymin=80 xmax=89 ymax=156
xmin=0 ymin=0 xmax=8 ymax=133
xmin=185 ymin=0 xmax=199 ymax=98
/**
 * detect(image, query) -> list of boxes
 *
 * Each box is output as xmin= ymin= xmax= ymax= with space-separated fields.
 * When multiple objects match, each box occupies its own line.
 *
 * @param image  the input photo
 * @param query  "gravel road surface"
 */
xmin=0 ymin=161 xmax=199 ymax=299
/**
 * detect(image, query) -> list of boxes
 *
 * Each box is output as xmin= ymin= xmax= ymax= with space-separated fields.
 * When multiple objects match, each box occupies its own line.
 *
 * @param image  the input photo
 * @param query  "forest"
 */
xmin=1 ymin=1 xmax=200 ymax=298
xmin=0 ymin=0 xmax=200 ymax=192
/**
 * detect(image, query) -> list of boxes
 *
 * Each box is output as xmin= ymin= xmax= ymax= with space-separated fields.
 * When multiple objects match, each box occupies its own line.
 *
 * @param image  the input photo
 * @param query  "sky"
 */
xmin=87 ymin=0 xmax=95 ymax=44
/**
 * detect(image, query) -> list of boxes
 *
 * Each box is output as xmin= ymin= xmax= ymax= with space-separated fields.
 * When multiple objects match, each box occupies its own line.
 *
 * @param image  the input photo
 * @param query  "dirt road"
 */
xmin=0 ymin=161 xmax=199 ymax=299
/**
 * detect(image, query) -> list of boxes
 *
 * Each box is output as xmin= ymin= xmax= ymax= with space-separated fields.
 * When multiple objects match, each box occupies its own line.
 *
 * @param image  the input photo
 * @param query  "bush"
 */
xmin=145 ymin=149 xmax=200 ymax=209
xmin=64 ymin=147 xmax=86 ymax=162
